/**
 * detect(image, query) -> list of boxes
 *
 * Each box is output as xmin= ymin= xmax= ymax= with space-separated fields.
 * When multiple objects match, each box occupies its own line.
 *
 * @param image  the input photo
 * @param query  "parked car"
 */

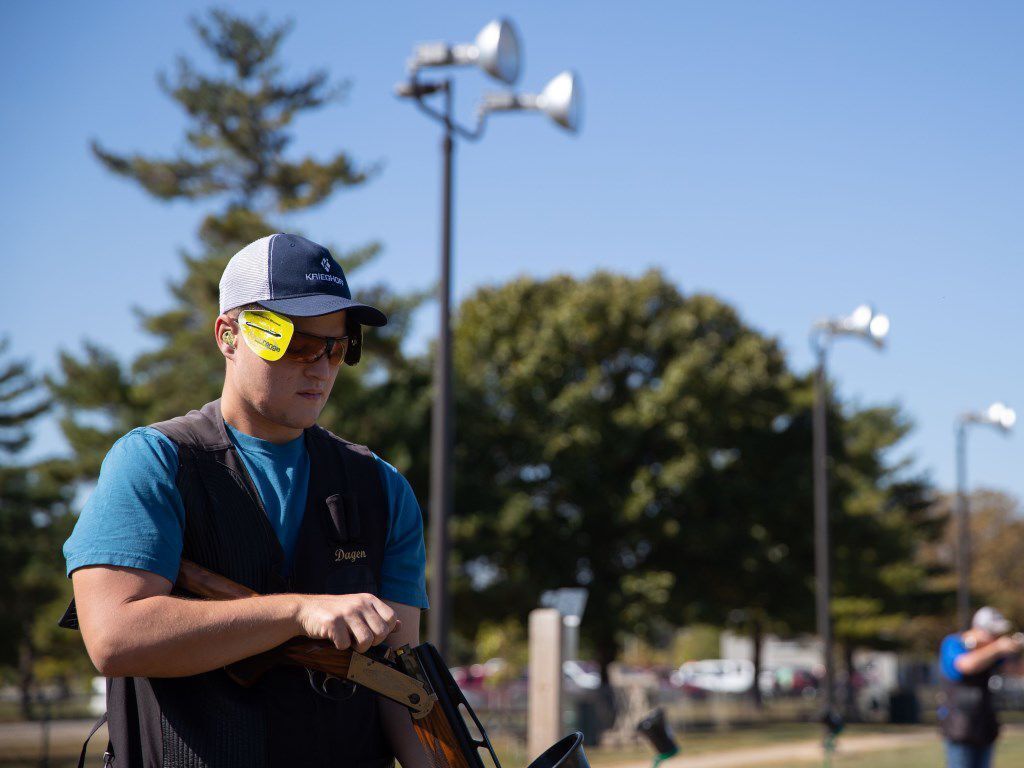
xmin=563 ymin=660 xmax=601 ymax=691
xmin=771 ymin=665 xmax=819 ymax=697
xmin=670 ymin=659 xmax=755 ymax=694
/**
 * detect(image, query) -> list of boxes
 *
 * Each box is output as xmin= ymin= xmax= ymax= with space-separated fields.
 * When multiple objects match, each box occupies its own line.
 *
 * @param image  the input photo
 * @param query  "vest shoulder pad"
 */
xmin=149 ymin=400 xmax=229 ymax=450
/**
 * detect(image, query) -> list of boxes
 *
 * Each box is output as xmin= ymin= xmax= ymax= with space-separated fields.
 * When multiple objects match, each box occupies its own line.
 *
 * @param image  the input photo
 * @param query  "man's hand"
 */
xmin=996 ymin=634 xmax=1024 ymax=657
xmin=295 ymin=593 xmax=400 ymax=653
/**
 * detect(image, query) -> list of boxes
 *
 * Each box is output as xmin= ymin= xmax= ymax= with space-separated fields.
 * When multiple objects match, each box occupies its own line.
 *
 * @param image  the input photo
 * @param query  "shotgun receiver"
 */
xmin=176 ymin=560 xmax=589 ymax=768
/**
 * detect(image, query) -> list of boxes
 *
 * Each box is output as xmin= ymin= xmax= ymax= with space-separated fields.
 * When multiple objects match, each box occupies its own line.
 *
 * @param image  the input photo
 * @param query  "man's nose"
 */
xmin=305 ymin=353 xmax=333 ymax=380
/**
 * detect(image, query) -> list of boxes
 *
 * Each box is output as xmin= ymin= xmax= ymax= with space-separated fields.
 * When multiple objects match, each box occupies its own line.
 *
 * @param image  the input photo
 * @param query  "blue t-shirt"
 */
xmin=64 ymin=424 xmax=428 ymax=609
xmin=941 ymin=634 xmax=969 ymax=682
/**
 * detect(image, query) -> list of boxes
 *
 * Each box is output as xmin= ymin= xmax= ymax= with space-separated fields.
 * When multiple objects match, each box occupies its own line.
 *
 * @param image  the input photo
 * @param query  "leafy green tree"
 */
xmin=824 ymin=403 xmax=941 ymax=716
xmin=449 ymin=271 xmax=804 ymax=679
xmin=47 ymin=9 xmax=430 ymax=489
xmin=448 ymin=269 xmax=943 ymax=707
xmin=701 ymin=384 xmax=939 ymax=712
xmin=0 ymin=338 xmax=77 ymax=718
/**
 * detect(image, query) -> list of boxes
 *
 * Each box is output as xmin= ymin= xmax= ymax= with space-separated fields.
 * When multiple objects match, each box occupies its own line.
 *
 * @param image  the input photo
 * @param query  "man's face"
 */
xmin=225 ymin=309 xmax=348 ymax=432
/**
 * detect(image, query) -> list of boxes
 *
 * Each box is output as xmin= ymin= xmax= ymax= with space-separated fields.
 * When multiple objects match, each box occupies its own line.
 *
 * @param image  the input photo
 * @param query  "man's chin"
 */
xmin=263 ymin=403 xmax=321 ymax=432
xmin=289 ymin=398 xmax=325 ymax=428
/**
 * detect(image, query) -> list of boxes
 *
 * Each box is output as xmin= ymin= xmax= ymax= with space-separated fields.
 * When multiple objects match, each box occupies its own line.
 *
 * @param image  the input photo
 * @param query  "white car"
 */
xmin=563 ymin=660 xmax=601 ymax=690
xmin=670 ymin=659 xmax=754 ymax=694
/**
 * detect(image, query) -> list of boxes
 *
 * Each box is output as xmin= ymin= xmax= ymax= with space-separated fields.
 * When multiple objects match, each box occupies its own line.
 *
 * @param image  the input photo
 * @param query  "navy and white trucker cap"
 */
xmin=219 ymin=233 xmax=387 ymax=326
xmin=972 ymin=606 xmax=1012 ymax=635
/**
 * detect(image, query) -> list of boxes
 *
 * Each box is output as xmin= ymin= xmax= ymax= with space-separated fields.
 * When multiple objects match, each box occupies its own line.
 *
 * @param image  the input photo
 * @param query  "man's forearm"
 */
xmin=92 ymin=592 xmax=301 ymax=678
xmin=955 ymin=642 xmax=1009 ymax=676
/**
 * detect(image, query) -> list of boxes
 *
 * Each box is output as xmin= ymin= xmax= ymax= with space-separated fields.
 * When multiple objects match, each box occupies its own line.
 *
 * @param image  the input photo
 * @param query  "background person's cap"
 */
xmin=219 ymin=233 xmax=387 ymax=326
xmin=972 ymin=606 xmax=1012 ymax=635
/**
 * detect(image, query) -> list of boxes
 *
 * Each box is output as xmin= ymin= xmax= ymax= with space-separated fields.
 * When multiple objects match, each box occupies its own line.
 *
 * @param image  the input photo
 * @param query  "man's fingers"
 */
xmin=373 ymin=599 xmax=397 ymax=627
xmin=372 ymin=601 xmax=400 ymax=634
xmin=329 ymin=626 xmax=351 ymax=651
xmin=347 ymin=614 xmax=374 ymax=653
xmin=363 ymin=609 xmax=390 ymax=646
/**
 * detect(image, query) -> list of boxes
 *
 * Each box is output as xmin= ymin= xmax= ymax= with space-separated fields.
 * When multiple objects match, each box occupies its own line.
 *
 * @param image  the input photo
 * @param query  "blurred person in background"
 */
xmin=61 ymin=234 xmax=429 ymax=768
xmin=938 ymin=606 xmax=1024 ymax=768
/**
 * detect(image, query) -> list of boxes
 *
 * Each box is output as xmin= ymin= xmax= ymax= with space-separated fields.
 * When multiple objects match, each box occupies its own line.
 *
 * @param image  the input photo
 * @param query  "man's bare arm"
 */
xmin=954 ymin=635 xmax=1024 ymax=677
xmin=377 ymin=600 xmax=430 ymax=768
xmin=72 ymin=564 xmax=399 ymax=678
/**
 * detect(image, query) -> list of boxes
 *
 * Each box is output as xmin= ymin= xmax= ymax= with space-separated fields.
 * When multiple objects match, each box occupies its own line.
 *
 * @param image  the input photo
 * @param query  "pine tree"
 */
xmin=0 ymin=338 xmax=76 ymax=718
xmin=48 ymin=10 xmax=431 ymax=489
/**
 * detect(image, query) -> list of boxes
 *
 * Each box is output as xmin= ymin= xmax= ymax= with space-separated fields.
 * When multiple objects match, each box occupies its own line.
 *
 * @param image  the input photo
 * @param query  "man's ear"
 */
xmin=216 ymin=315 xmax=239 ymax=357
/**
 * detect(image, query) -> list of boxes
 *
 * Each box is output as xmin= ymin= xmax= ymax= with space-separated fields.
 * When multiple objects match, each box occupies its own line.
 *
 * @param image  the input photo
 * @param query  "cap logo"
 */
xmin=305 ymin=271 xmax=346 ymax=286
xmin=321 ymin=257 xmax=331 ymax=273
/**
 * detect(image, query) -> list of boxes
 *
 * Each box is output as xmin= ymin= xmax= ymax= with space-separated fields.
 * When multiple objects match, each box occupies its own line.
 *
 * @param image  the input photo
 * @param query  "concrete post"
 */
xmin=528 ymin=608 xmax=563 ymax=760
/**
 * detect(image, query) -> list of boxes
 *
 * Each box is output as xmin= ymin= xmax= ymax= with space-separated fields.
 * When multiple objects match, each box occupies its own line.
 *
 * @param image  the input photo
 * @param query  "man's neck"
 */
xmin=220 ymin=388 xmax=303 ymax=444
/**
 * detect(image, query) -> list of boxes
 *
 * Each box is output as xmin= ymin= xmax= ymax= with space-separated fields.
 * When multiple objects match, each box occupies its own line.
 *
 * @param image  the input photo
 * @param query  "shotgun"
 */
xmin=176 ymin=560 xmax=589 ymax=768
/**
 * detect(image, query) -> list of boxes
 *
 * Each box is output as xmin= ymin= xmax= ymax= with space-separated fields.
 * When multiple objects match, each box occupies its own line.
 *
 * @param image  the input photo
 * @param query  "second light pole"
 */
xmin=954 ymin=402 xmax=1015 ymax=630
xmin=809 ymin=304 xmax=890 ymax=732
xmin=396 ymin=19 xmax=582 ymax=656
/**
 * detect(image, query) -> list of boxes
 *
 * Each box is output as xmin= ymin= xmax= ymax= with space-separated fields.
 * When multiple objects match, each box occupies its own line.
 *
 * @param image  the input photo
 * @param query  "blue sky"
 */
xmin=3 ymin=2 xmax=1023 ymax=501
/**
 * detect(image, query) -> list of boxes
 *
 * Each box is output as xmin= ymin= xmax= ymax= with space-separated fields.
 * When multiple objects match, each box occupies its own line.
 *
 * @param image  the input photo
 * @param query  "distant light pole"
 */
xmin=955 ymin=402 xmax=1015 ymax=630
xmin=395 ymin=19 xmax=582 ymax=657
xmin=809 ymin=304 xmax=890 ymax=728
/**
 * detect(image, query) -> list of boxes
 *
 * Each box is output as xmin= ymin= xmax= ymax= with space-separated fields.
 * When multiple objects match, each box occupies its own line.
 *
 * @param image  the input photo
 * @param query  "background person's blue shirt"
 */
xmin=63 ymin=424 xmax=428 ymax=609
xmin=941 ymin=633 xmax=969 ymax=682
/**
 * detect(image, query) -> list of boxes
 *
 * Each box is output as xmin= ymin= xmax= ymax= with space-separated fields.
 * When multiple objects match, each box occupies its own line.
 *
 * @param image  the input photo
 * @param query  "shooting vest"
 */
xmin=937 ymin=645 xmax=999 ymax=746
xmin=64 ymin=399 xmax=393 ymax=768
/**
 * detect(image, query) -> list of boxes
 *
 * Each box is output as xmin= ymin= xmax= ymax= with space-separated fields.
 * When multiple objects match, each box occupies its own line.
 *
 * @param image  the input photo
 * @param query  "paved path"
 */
xmin=611 ymin=729 xmax=939 ymax=768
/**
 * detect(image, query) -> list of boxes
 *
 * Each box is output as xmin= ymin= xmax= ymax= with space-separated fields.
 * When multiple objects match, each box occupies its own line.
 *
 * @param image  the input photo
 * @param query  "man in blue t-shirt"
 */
xmin=64 ymin=233 xmax=430 ymax=767
xmin=937 ymin=606 xmax=1023 ymax=768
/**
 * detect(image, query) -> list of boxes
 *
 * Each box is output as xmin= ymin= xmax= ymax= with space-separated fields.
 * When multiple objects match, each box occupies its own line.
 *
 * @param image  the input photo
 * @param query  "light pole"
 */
xmin=809 ymin=304 xmax=890 ymax=736
xmin=395 ymin=19 xmax=582 ymax=656
xmin=955 ymin=402 xmax=1015 ymax=630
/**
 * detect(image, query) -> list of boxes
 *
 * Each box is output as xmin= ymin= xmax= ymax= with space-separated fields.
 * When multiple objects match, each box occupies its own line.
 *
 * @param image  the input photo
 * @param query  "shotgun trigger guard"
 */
xmin=306 ymin=668 xmax=356 ymax=701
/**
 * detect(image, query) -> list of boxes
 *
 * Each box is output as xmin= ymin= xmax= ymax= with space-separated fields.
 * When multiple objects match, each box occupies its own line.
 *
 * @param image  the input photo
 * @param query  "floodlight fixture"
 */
xmin=480 ymin=70 xmax=583 ymax=133
xmin=409 ymin=18 xmax=521 ymax=84
xmin=962 ymin=401 xmax=1016 ymax=433
xmin=814 ymin=303 xmax=890 ymax=349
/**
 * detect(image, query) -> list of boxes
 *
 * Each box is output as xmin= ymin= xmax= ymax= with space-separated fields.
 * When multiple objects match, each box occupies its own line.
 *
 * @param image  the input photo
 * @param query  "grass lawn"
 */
xmin=504 ymin=724 xmax=1024 ymax=768
xmin=830 ymin=729 xmax=1024 ymax=768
